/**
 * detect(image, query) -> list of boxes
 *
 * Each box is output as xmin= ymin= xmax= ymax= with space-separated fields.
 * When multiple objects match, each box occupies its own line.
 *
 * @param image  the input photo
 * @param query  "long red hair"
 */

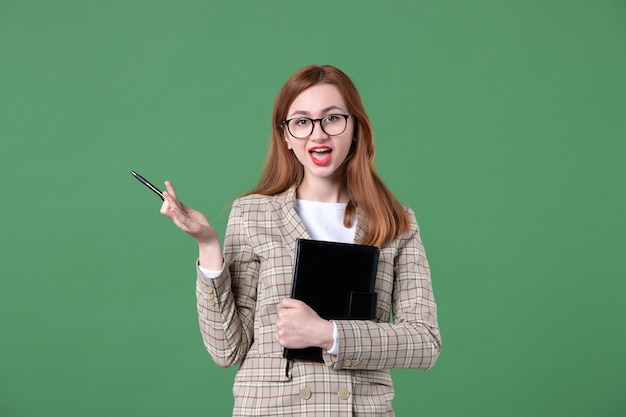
xmin=246 ymin=65 xmax=410 ymax=247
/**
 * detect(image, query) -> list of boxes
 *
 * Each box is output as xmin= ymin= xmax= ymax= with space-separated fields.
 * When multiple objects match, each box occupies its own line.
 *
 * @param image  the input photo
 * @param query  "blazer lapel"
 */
xmin=273 ymin=187 xmax=310 ymax=260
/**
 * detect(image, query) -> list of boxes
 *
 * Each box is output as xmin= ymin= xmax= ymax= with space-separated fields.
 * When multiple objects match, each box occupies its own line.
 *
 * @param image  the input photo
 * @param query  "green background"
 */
xmin=1 ymin=1 xmax=624 ymax=416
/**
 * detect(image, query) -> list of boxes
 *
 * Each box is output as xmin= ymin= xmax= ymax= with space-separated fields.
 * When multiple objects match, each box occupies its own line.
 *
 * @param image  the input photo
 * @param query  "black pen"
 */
xmin=130 ymin=170 xmax=165 ymax=201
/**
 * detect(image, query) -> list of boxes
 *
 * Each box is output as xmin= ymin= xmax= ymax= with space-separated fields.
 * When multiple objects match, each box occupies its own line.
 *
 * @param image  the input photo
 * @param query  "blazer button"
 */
xmin=344 ymin=359 xmax=353 ymax=367
xmin=300 ymin=387 xmax=312 ymax=400
xmin=338 ymin=388 xmax=350 ymax=400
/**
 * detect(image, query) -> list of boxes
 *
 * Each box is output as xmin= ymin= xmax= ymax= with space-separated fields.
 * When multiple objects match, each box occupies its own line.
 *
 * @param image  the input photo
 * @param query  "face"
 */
xmin=284 ymin=83 xmax=354 ymax=183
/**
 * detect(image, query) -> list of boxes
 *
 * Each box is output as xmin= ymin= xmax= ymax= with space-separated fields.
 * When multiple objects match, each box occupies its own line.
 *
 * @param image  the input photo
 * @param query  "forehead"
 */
xmin=287 ymin=84 xmax=347 ymax=115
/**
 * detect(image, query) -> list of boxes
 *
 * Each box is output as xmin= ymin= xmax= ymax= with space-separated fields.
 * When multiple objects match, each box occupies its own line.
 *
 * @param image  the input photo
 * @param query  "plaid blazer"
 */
xmin=196 ymin=187 xmax=441 ymax=416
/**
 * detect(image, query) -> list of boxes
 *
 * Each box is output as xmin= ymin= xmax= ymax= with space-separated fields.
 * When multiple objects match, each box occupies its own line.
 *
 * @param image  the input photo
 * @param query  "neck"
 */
xmin=297 ymin=176 xmax=348 ymax=203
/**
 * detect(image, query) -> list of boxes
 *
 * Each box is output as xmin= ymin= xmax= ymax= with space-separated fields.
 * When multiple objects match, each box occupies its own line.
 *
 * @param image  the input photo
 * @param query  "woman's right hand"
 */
xmin=160 ymin=180 xmax=224 ymax=270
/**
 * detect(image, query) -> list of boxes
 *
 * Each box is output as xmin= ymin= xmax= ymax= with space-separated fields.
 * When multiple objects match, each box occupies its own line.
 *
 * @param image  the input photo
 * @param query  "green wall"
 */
xmin=1 ymin=1 xmax=624 ymax=416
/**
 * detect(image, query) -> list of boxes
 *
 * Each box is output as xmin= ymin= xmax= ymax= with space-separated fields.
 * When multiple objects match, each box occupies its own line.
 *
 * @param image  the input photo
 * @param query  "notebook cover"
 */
xmin=283 ymin=238 xmax=380 ymax=362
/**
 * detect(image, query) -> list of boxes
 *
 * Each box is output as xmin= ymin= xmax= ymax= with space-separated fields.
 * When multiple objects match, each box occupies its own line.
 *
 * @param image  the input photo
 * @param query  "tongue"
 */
xmin=311 ymin=151 xmax=329 ymax=161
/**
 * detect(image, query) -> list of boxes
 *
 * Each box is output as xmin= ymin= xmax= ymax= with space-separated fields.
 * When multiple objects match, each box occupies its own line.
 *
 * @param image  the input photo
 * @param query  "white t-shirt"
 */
xmin=295 ymin=199 xmax=356 ymax=243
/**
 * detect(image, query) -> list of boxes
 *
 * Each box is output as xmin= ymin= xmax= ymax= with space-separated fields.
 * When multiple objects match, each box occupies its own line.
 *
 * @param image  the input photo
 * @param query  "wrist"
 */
xmin=319 ymin=320 xmax=335 ymax=350
xmin=198 ymin=240 xmax=223 ymax=271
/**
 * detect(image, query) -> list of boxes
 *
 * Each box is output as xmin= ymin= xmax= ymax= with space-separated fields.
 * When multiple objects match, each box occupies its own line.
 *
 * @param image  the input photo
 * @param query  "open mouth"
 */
xmin=309 ymin=147 xmax=332 ymax=166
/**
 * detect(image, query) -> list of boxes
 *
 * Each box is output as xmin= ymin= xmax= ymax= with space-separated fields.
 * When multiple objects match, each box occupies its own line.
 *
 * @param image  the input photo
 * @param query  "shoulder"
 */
xmin=400 ymin=205 xmax=420 ymax=235
xmin=404 ymin=206 xmax=418 ymax=224
xmin=234 ymin=193 xmax=274 ymax=207
xmin=234 ymin=189 xmax=291 ymax=207
xmin=230 ymin=188 xmax=294 ymax=215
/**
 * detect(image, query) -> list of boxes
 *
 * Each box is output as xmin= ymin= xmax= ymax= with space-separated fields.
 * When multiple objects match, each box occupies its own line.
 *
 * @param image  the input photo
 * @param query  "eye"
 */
xmin=294 ymin=118 xmax=311 ymax=126
xmin=324 ymin=114 xmax=340 ymax=123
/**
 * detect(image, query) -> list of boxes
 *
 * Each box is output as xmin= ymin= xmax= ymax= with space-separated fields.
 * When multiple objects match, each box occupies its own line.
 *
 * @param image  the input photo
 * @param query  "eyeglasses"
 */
xmin=283 ymin=114 xmax=352 ymax=139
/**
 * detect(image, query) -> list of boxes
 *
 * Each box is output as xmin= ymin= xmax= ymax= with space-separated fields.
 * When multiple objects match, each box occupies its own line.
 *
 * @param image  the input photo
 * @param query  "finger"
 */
xmin=160 ymin=189 xmax=181 ymax=215
xmin=164 ymin=180 xmax=175 ymax=195
xmin=277 ymin=299 xmax=297 ymax=315
xmin=162 ymin=190 xmax=174 ymax=204
xmin=162 ymin=190 xmax=184 ymax=213
xmin=160 ymin=196 xmax=170 ymax=215
xmin=160 ymin=196 xmax=191 ymax=228
xmin=276 ymin=302 xmax=286 ymax=317
xmin=164 ymin=181 xmax=180 ymax=202
xmin=279 ymin=297 xmax=301 ymax=308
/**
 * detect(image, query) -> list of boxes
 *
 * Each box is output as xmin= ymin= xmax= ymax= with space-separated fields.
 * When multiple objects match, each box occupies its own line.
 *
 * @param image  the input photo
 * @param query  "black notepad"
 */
xmin=283 ymin=238 xmax=380 ymax=362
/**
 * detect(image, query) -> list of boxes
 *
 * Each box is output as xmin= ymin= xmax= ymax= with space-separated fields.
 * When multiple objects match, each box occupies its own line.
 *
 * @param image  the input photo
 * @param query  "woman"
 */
xmin=161 ymin=65 xmax=441 ymax=416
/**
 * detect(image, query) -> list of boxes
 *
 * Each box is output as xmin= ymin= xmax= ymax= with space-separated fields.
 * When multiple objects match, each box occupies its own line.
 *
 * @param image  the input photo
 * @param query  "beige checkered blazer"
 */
xmin=196 ymin=187 xmax=441 ymax=416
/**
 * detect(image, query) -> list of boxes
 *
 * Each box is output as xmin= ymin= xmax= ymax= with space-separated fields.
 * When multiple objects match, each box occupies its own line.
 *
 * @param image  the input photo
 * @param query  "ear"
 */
xmin=284 ymin=129 xmax=293 ymax=149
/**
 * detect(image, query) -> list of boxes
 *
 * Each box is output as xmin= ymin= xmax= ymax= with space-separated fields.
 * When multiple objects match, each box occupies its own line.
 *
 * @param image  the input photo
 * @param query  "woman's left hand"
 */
xmin=275 ymin=298 xmax=334 ymax=350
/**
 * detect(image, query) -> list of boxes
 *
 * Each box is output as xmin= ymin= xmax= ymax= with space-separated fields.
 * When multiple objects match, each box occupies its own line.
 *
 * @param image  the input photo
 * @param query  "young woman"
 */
xmin=160 ymin=65 xmax=441 ymax=416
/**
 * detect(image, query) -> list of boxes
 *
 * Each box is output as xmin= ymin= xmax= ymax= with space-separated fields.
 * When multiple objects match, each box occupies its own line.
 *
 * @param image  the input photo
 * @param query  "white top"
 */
xmin=295 ymin=199 xmax=356 ymax=243
xmin=198 ymin=199 xmax=356 ymax=355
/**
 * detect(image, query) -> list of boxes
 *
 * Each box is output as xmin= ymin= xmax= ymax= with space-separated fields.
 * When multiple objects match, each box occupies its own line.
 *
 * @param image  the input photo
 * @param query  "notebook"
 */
xmin=283 ymin=238 xmax=380 ymax=362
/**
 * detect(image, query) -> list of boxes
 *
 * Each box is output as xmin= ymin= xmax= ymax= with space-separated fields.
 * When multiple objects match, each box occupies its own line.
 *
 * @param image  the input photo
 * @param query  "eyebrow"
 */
xmin=288 ymin=106 xmax=345 ymax=119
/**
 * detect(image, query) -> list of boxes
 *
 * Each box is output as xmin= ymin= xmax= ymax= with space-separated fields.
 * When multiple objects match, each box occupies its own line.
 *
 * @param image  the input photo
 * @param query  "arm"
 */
xmin=160 ymin=182 xmax=257 ymax=367
xmin=196 ymin=202 xmax=259 ymax=367
xmin=323 ymin=209 xmax=442 ymax=371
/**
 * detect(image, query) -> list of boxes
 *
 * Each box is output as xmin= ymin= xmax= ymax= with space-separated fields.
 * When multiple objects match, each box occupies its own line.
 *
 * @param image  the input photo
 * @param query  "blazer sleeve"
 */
xmin=196 ymin=201 xmax=259 ymax=368
xmin=323 ymin=208 xmax=442 ymax=371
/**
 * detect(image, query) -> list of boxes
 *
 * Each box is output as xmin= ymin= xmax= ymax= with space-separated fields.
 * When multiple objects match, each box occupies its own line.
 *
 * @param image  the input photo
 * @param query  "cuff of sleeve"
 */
xmin=197 ymin=261 xmax=224 ymax=279
xmin=326 ymin=321 xmax=339 ymax=355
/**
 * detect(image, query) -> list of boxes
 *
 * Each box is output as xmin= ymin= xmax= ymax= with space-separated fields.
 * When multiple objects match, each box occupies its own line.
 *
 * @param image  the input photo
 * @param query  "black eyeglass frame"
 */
xmin=282 ymin=114 xmax=353 ymax=139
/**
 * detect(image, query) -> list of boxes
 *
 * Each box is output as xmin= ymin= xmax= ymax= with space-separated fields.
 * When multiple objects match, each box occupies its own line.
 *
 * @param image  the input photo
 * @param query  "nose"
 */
xmin=309 ymin=120 xmax=329 ymax=141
